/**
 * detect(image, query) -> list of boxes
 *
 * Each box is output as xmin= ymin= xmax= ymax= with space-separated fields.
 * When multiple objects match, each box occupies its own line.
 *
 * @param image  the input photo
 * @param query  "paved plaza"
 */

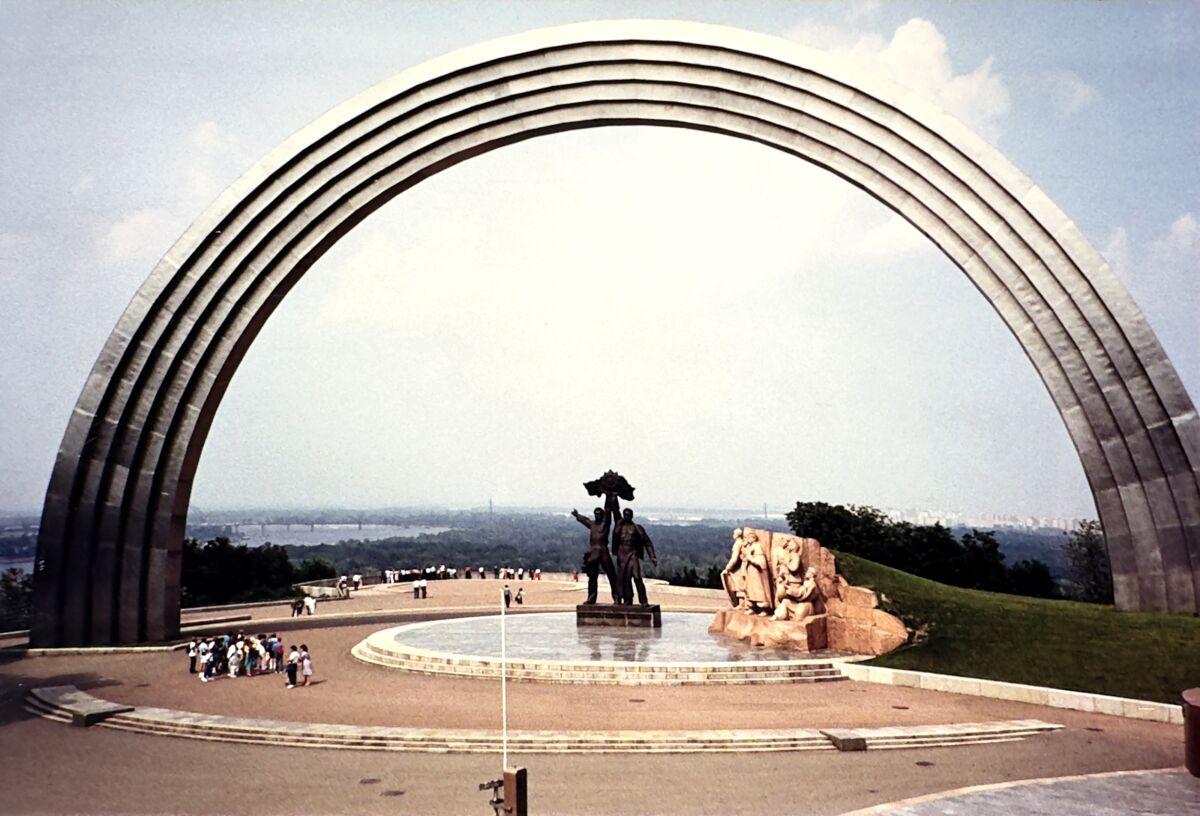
xmin=0 ymin=580 xmax=1193 ymax=814
xmin=846 ymin=769 xmax=1200 ymax=816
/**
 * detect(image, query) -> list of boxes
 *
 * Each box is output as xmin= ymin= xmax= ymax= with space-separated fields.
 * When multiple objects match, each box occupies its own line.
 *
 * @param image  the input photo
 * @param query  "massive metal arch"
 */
xmin=32 ymin=20 xmax=1200 ymax=645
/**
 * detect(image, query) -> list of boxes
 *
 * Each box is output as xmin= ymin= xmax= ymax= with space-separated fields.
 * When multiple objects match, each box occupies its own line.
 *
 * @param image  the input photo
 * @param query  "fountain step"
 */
xmin=353 ymin=639 xmax=849 ymax=685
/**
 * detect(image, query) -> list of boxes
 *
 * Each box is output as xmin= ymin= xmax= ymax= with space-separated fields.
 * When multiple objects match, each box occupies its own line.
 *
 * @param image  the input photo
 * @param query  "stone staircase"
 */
xmin=351 ymin=638 xmax=849 ymax=685
xmin=23 ymin=686 xmax=831 ymax=753
xmin=820 ymin=720 xmax=1064 ymax=751
xmin=24 ymin=686 xmax=1062 ymax=755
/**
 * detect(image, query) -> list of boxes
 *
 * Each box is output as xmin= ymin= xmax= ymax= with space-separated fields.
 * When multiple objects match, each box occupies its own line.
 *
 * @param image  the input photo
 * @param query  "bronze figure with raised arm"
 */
xmin=571 ymin=490 xmax=620 ymax=604
xmin=611 ymin=496 xmax=657 ymax=605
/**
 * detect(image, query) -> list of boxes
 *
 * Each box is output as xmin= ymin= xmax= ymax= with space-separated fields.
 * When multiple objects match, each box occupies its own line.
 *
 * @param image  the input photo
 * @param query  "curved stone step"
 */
xmin=820 ymin=720 xmax=1063 ymax=751
xmin=24 ymin=687 xmax=1061 ymax=755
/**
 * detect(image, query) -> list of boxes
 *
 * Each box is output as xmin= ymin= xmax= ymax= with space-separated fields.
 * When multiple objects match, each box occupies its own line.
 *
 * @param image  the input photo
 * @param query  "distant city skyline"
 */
xmin=2 ymin=2 xmax=1197 ymax=521
xmin=2 ymin=500 xmax=1089 ymax=535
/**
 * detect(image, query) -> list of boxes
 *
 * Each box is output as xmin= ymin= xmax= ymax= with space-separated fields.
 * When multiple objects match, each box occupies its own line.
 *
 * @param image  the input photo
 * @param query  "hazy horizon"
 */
xmin=3 ymin=2 xmax=1196 ymax=523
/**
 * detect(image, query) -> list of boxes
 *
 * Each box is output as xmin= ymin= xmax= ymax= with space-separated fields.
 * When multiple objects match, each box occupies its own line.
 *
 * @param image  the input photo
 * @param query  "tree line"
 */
xmin=180 ymin=538 xmax=335 ymax=606
xmin=786 ymin=502 xmax=1112 ymax=602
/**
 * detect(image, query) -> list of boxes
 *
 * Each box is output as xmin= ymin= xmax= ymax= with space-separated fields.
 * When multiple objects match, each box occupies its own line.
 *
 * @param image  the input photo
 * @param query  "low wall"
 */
xmin=841 ymin=664 xmax=1185 ymax=725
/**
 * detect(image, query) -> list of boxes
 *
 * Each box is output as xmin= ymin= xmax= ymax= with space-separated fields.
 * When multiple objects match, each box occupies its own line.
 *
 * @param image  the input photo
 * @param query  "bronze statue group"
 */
xmin=571 ymin=471 xmax=657 ymax=606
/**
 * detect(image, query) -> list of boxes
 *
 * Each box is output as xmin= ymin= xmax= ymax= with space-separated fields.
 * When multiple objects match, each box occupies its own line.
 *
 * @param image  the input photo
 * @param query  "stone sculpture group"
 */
xmin=710 ymin=527 xmax=909 ymax=656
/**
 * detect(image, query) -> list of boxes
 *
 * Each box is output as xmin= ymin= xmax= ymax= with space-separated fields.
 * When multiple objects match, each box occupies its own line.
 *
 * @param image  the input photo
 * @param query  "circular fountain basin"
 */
xmin=352 ymin=612 xmax=862 ymax=685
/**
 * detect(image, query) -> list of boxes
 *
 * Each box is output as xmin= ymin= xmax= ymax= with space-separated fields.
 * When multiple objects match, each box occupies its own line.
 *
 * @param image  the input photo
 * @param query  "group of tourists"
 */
xmin=463 ymin=566 xmax=541 ymax=580
xmin=188 ymin=633 xmax=314 ymax=688
xmin=391 ymin=565 xmax=456 ymax=581
xmin=371 ymin=565 xmax=547 ymax=583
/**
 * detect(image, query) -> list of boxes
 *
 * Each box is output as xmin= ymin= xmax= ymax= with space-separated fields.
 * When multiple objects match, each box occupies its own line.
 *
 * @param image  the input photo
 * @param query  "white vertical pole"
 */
xmin=500 ymin=586 xmax=509 ymax=769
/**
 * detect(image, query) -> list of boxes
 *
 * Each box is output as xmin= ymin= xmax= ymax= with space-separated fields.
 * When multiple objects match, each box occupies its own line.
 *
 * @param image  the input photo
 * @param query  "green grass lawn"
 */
xmin=834 ymin=552 xmax=1200 ymax=704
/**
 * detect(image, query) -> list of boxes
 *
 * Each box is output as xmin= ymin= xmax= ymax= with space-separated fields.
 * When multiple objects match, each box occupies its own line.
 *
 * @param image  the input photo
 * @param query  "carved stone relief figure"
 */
xmin=711 ymin=531 xmax=908 ymax=656
xmin=741 ymin=531 xmax=773 ymax=616
xmin=774 ymin=564 xmax=818 ymax=621
xmin=721 ymin=528 xmax=748 ymax=609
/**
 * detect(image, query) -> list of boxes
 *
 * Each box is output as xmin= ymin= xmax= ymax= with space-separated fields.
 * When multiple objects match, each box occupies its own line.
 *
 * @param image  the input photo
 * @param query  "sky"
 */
xmin=0 ymin=1 xmax=1197 ymax=519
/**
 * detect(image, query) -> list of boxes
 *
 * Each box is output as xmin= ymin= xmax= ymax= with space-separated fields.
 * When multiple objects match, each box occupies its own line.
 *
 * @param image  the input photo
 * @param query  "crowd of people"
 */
xmin=187 ymin=633 xmax=314 ymax=689
xmin=462 ymin=566 xmax=541 ymax=580
xmin=184 ymin=562 xmax=555 ymax=693
xmin=373 ymin=565 xmax=545 ymax=583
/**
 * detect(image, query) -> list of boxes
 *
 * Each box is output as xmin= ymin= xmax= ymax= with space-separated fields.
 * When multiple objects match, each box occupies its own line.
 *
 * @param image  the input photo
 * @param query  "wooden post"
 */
xmin=503 ymin=766 xmax=527 ymax=816
xmin=1185 ymin=688 xmax=1200 ymax=777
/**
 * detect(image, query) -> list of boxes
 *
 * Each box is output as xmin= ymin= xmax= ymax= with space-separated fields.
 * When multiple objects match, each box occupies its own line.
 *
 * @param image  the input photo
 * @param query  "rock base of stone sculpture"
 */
xmin=709 ymin=529 xmax=908 ymax=656
xmin=576 ymin=603 xmax=662 ymax=628
xmin=708 ymin=608 xmax=830 ymax=651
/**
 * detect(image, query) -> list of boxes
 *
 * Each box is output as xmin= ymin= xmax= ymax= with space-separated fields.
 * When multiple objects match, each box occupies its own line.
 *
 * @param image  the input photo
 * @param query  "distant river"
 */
xmin=1 ymin=557 xmax=34 ymax=575
xmin=200 ymin=524 xmax=451 ymax=549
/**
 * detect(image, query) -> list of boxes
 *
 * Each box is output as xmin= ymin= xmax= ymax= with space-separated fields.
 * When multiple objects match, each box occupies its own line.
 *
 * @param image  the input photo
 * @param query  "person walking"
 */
xmin=187 ymin=639 xmax=198 ymax=673
xmin=285 ymin=645 xmax=299 ymax=688
xmin=503 ymin=584 xmax=512 ymax=608
xmin=515 ymin=587 xmax=524 ymax=605
xmin=300 ymin=644 xmax=313 ymax=687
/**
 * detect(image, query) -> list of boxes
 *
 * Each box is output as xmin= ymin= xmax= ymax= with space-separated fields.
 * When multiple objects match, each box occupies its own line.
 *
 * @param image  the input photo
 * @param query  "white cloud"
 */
xmin=70 ymin=173 xmax=96 ymax=196
xmin=1149 ymin=212 xmax=1200 ymax=270
xmin=843 ymin=0 xmax=882 ymax=26
xmin=1107 ymin=214 xmax=1199 ymax=398
xmin=1044 ymin=70 xmax=1099 ymax=117
xmin=99 ymin=207 xmax=180 ymax=265
xmin=1103 ymin=226 xmax=1131 ymax=276
xmin=785 ymin=17 xmax=1011 ymax=140
xmin=94 ymin=120 xmax=250 ymax=269
xmin=1110 ymin=214 xmax=1200 ymax=295
xmin=785 ymin=19 xmax=878 ymax=52
xmin=192 ymin=120 xmax=241 ymax=155
xmin=184 ymin=120 xmax=250 ymax=206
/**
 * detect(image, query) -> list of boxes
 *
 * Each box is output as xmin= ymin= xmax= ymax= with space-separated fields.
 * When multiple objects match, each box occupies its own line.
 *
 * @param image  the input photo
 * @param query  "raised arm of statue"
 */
xmin=602 ymin=492 xmax=619 ymax=534
xmin=571 ymin=509 xmax=591 ymax=529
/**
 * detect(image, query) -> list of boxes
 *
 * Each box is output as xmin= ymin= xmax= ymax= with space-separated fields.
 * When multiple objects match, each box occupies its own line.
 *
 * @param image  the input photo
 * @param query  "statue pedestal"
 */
xmin=576 ymin=604 xmax=662 ymax=628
